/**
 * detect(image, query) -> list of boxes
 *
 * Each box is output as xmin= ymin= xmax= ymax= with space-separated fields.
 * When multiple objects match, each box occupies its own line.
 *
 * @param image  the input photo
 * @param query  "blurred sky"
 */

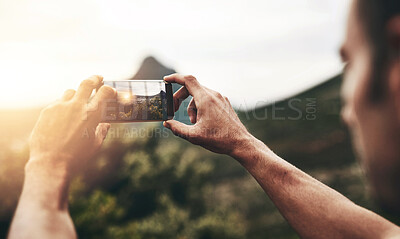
xmin=0 ymin=0 xmax=349 ymax=109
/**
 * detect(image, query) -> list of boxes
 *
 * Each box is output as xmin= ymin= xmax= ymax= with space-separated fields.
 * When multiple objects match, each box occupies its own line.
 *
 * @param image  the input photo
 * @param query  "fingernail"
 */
xmin=163 ymin=121 xmax=169 ymax=128
xmin=164 ymin=74 xmax=172 ymax=79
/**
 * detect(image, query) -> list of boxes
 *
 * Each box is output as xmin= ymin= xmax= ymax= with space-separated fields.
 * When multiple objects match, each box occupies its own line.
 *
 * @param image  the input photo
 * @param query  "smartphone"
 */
xmin=100 ymin=80 xmax=174 ymax=122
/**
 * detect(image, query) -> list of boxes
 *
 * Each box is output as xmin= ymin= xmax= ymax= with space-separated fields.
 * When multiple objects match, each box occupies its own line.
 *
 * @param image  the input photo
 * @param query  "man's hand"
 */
xmin=8 ymin=75 xmax=117 ymax=239
xmin=163 ymin=74 xmax=252 ymax=156
xmin=28 ymin=75 xmax=116 ymax=175
xmin=163 ymin=74 xmax=400 ymax=239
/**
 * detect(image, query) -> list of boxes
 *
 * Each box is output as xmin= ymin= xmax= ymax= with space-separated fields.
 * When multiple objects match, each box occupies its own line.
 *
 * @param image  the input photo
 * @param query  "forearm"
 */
xmin=8 ymin=158 xmax=77 ymax=239
xmin=232 ymin=136 xmax=400 ymax=239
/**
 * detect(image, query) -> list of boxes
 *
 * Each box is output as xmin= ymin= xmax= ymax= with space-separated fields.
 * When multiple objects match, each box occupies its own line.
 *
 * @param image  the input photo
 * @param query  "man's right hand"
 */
xmin=163 ymin=74 xmax=254 ymax=157
xmin=28 ymin=75 xmax=117 ymax=177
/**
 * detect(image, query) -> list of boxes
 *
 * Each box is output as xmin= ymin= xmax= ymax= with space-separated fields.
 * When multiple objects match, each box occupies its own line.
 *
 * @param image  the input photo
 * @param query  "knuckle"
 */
xmin=65 ymin=89 xmax=75 ymax=94
xmin=79 ymin=79 xmax=93 ymax=90
xmin=99 ymin=86 xmax=116 ymax=98
xmin=207 ymin=99 xmax=217 ymax=108
xmin=184 ymin=75 xmax=197 ymax=83
xmin=208 ymin=95 xmax=218 ymax=104
xmin=215 ymin=92 xmax=223 ymax=99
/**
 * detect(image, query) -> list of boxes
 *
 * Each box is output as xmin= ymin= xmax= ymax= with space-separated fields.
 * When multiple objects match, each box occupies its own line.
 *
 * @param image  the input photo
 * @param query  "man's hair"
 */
xmin=357 ymin=0 xmax=400 ymax=101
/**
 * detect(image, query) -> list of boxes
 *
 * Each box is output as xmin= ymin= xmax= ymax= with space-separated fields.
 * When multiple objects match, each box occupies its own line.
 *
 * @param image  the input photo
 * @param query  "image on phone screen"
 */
xmin=102 ymin=80 xmax=174 ymax=122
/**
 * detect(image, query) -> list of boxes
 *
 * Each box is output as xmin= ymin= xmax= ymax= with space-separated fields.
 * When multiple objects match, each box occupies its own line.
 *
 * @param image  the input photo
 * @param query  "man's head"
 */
xmin=341 ymin=0 xmax=400 ymax=211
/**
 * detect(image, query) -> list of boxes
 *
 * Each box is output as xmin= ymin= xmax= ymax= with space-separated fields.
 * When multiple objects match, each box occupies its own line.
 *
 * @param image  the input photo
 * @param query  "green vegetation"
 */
xmin=106 ymin=95 xmax=164 ymax=121
xmin=0 ymin=74 xmax=397 ymax=238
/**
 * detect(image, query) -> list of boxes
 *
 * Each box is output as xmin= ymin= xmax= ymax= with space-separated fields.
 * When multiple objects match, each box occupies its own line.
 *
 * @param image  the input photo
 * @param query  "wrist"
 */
xmin=26 ymin=152 xmax=73 ymax=178
xmin=230 ymin=133 xmax=272 ymax=168
xmin=23 ymin=155 xmax=71 ymax=210
xmin=25 ymin=157 xmax=69 ymax=178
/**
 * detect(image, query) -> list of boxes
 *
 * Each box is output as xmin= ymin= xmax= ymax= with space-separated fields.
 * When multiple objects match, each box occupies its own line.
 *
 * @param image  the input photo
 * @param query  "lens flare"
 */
xmin=118 ymin=92 xmax=135 ymax=105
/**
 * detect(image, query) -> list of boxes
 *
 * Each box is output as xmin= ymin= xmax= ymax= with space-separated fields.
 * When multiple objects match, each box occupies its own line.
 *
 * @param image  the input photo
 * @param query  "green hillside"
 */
xmin=0 ymin=58 xmax=383 ymax=239
xmin=240 ymin=75 xmax=353 ymax=170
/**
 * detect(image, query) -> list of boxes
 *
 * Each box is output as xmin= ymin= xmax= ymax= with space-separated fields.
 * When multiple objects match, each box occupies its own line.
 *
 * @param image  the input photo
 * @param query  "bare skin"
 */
xmin=163 ymin=73 xmax=400 ymax=239
xmin=162 ymin=1 xmax=400 ymax=238
xmin=341 ymin=9 xmax=400 ymax=212
xmin=8 ymin=75 xmax=117 ymax=239
xmin=8 ymin=0 xmax=400 ymax=238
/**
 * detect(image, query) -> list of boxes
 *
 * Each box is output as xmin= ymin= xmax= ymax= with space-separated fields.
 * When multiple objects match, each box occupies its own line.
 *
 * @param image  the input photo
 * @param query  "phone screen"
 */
xmin=102 ymin=80 xmax=173 ymax=122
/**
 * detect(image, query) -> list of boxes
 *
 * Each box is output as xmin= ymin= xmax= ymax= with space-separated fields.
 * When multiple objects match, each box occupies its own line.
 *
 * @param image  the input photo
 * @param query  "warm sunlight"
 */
xmin=0 ymin=0 xmax=350 ymax=109
xmin=119 ymin=92 xmax=134 ymax=105
xmin=3 ymin=1 xmax=400 ymax=239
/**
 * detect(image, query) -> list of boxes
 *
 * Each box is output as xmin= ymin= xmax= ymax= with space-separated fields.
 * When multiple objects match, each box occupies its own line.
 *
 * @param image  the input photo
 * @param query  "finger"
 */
xmin=75 ymin=75 xmax=104 ymax=101
xmin=91 ymin=85 xmax=117 ymax=107
xmin=95 ymin=123 xmax=111 ymax=147
xmin=61 ymin=89 xmax=76 ymax=101
xmin=224 ymin=96 xmax=231 ymax=104
xmin=187 ymin=98 xmax=197 ymax=124
xmin=173 ymin=86 xmax=190 ymax=112
xmin=89 ymin=85 xmax=117 ymax=117
xmin=203 ymin=86 xmax=223 ymax=99
xmin=163 ymin=74 xmax=204 ymax=98
xmin=163 ymin=120 xmax=196 ymax=141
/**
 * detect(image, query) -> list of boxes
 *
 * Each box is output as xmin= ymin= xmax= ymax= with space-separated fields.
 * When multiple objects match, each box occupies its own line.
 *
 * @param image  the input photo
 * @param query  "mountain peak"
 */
xmin=131 ymin=56 xmax=175 ymax=80
xmin=142 ymin=56 xmax=159 ymax=66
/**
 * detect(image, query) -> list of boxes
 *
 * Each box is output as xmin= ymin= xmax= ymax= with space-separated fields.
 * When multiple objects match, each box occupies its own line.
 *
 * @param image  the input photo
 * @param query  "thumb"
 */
xmin=95 ymin=123 xmax=111 ymax=147
xmin=163 ymin=120 xmax=196 ymax=140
